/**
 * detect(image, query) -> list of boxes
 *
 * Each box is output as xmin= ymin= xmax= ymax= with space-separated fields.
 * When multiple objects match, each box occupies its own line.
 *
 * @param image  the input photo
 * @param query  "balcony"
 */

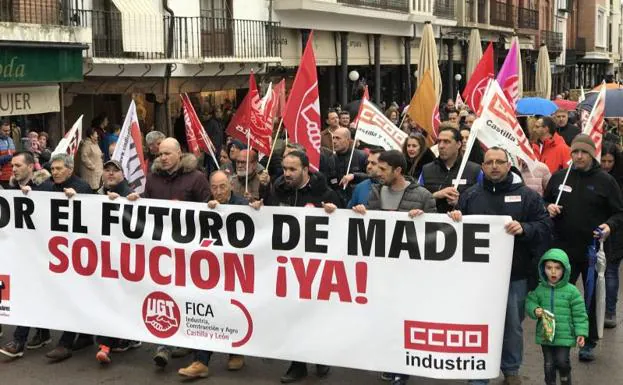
xmin=465 ymin=0 xmax=487 ymax=24
xmin=433 ymin=0 xmax=455 ymax=19
xmin=541 ymin=30 xmax=563 ymax=52
xmin=0 ymin=0 xmax=62 ymax=25
xmin=337 ymin=0 xmax=409 ymax=12
xmin=73 ymin=9 xmax=280 ymax=62
xmin=517 ymin=7 xmax=538 ymax=30
xmin=490 ymin=1 xmax=514 ymax=28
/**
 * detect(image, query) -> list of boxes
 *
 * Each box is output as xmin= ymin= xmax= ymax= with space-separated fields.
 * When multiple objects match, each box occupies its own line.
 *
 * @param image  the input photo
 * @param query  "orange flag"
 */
xmin=407 ymin=69 xmax=439 ymax=146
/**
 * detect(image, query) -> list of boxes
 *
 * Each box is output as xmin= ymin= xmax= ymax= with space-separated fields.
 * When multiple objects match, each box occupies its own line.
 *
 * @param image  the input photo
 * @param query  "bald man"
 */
xmin=141 ymin=137 xmax=210 ymax=204
xmin=140 ymin=138 xmax=211 ymax=371
xmin=209 ymin=170 xmax=248 ymax=206
xmin=332 ymin=127 xmax=368 ymax=206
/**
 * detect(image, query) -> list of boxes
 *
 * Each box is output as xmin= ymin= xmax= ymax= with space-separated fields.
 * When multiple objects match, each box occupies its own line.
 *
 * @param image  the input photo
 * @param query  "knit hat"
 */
xmin=570 ymin=134 xmax=596 ymax=159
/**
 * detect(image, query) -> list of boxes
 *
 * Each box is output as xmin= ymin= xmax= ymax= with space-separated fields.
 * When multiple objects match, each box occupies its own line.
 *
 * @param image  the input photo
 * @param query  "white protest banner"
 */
xmin=474 ymin=80 xmax=538 ymax=170
xmin=112 ymin=101 xmax=147 ymax=194
xmin=0 ymin=191 xmax=514 ymax=380
xmin=356 ymin=98 xmax=408 ymax=150
xmin=52 ymin=115 xmax=83 ymax=157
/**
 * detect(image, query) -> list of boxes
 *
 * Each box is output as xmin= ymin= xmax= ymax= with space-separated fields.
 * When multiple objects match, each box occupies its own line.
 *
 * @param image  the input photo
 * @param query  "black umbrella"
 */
xmin=579 ymin=89 xmax=623 ymax=118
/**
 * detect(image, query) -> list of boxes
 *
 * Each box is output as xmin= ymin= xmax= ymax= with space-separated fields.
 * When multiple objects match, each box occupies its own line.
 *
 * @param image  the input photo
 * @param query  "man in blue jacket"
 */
xmin=347 ymin=148 xmax=383 ymax=208
xmin=450 ymin=146 xmax=553 ymax=385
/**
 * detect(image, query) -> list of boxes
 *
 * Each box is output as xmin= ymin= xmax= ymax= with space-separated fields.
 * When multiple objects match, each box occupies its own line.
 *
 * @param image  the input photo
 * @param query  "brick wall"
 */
xmin=13 ymin=0 xmax=59 ymax=25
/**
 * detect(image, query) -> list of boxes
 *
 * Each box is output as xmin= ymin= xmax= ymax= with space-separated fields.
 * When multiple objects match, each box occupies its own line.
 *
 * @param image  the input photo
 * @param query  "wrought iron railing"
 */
xmin=517 ymin=6 xmax=538 ymax=29
xmin=541 ymin=30 xmax=563 ymax=52
xmin=433 ymin=0 xmax=455 ymax=19
xmin=72 ymin=9 xmax=280 ymax=60
xmin=490 ymin=0 xmax=514 ymax=27
xmin=337 ymin=0 xmax=409 ymax=12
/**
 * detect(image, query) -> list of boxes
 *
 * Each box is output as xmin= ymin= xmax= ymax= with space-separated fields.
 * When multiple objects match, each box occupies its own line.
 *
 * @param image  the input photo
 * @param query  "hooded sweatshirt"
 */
xmin=525 ymin=248 xmax=589 ymax=347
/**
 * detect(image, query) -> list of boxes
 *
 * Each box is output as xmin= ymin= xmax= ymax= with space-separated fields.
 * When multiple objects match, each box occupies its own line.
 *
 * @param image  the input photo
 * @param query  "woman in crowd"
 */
xmin=385 ymin=106 xmax=400 ymax=127
xmin=401 ymin=133 xmax=435 ymax=180
xmin=79 ymin=127 xmax=104 ymax=193
xmin=601 ymin=142 xmax=623 ymax=328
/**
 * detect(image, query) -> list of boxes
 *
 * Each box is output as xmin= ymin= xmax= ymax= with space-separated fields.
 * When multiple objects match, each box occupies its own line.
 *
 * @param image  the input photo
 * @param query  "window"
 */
xmin=596 ymin=7 xmax=606 ymax=48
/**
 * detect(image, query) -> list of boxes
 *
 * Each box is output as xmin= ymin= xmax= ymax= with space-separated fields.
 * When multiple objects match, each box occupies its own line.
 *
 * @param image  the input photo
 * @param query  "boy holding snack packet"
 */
xmin=526 ymin=249 xmax=589 ymax=385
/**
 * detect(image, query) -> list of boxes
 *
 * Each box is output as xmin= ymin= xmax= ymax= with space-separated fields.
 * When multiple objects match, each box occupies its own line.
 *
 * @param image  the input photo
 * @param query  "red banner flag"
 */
xmin=225 ymin=92 xmax=272 ymax=155
xmin=583 ymin=83 xmax=606 ymax=160
xmin=462 ymin=42 xmax=494 ymax=113
xmin=271 ymin=79 xmax=287 ymax=119
xmin=283 ymin=31 xmax=321 ymax=171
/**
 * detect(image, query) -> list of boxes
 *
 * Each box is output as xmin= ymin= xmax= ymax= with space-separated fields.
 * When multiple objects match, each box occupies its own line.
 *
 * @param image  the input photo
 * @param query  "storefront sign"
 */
xmin=0 ymin=86 xmax=60 ymax=116
xmin=0 ymin=47 xmax=82 ymax=83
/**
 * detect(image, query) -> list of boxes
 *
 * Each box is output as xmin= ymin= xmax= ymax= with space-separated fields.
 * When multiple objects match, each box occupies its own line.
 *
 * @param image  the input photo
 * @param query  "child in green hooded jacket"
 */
xmin=525 ymin=248 xmax=589 ymax=385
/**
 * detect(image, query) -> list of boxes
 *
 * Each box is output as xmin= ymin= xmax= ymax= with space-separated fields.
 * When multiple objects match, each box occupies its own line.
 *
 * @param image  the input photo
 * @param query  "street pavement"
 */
xmin=1 ymin=286 xmax=622 ymax=384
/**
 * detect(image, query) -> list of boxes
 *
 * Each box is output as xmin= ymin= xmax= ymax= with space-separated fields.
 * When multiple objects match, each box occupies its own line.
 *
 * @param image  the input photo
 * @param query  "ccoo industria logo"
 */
xmin=142 ymin=291 xmax=181 ymax=338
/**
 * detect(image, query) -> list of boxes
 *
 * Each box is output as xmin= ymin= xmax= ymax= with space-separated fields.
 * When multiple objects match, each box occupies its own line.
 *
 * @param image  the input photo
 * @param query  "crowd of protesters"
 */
xmin=0 ymin=85 xmax=622 ymax=385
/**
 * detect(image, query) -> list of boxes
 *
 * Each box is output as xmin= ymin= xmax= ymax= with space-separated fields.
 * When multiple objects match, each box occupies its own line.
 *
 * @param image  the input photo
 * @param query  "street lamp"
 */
xmin=454 ymin=74 xmax=463 ymax=98
xmin=348 ymin=70 xmax=360 ymax=82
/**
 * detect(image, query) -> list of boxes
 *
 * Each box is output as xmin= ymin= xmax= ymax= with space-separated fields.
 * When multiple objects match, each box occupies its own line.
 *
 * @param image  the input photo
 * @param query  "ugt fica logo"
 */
xmin=142 ymin=291 xmax=181 ymax=338
xmin=0 ymin=274 xmax=10 ymax=303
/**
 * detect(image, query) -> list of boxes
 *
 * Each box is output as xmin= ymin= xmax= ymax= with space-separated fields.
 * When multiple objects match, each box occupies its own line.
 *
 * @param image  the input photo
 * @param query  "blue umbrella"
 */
xmin=586 ymin=237 xmax=598 ymax=311
xmin=516 ymin=97 xmax=558 ymax=116
xmin=579 ymin=89 xmax=623 ymax=118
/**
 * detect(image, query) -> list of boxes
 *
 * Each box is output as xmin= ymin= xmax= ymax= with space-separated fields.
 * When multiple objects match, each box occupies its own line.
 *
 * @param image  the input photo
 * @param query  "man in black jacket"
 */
xmin=450 ymin=147 xmax=553 ymax=385
xmin=544 ymin=134 xmax=623 ymax=362
xmin=43 ymin=153 xmax=95 ymax=361
xmin=43 ymin=153 xmax=93 ymax=195
xmin=419 ymin=126 xmax=481 ymax=213
xmin=554 ymin=109 xmax=581 ymax=146
xmin=0 ymin=152 xmax=52 ymax=359
xmin=255 ymin=151 xmax=340 ymax=383
xmin=176 ymin=170 xmax=250 ymax=378
xmin=332 ymin=127 xmax=368 ymax=206
xmin=94 ymin=159 xmax=141 ymax=364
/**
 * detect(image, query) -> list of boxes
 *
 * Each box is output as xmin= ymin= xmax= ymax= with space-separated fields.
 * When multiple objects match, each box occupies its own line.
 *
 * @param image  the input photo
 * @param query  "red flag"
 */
xmin=583 ymin=83 xmax=606 ymax=160
xmin=248 ymin=72 xmax=273 ymax=138
xmin=283 ymin=31 xmax=321 ymax=171
xmin=225 ymin=92 xmax=272 ymax=155
xmin=462 ymin=42 xmax=494 ymax=113
xmin=271 ymin=79 xmax=286 ymax=118
xmin=180 ymin=94 xmax=201 ymax=156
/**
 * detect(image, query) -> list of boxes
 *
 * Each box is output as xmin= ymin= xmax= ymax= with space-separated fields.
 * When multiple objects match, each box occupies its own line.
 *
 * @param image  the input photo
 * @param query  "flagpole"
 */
xmin=398 ymin=111 xmax=408 ymax=131
xmin=266 ymin=118 xmax=283 ymax=171
xmin=245 ymin=132 xmax=251 ymax=194
xmin=343 ymin=121 xmax=361 ymax=190
xmin=554 ymin=165 xmax=572 ymax=206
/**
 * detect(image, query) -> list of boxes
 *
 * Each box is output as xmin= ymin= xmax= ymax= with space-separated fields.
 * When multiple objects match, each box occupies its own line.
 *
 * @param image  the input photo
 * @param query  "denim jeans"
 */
xmin=194 ymin=350 xmax=213 ymax=365
xmin=468 ymin=279 xmax=528 ymax=385
xmin=542 ymin=346 xmax=571 ymax=385
xmin=606 ymin=259 xmax=622 ymax=315
xmin=14 ymin=327 xmax=50 ymax=344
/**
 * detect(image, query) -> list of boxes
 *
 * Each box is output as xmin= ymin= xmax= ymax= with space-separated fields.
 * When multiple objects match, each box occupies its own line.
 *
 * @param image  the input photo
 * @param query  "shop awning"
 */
xmin=112 ymin=0 xmax=164 ymax=54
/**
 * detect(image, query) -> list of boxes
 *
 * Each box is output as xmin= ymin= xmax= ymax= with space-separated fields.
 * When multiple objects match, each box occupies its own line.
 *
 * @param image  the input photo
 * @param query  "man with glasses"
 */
xmin=231 ymin=148 xmax=269 ymax=202
xmin=419 ymin=126 xmax=481 ymax=213
xmin=532 ymin=116 xmax=571 ymax=174
xmin=449 ymin=147 xmax=552 ymax=385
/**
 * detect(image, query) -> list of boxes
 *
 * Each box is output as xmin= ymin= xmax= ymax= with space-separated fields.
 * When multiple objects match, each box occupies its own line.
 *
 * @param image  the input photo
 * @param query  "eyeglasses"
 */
xmin=483 ymin=160 xmax=508 ymax=166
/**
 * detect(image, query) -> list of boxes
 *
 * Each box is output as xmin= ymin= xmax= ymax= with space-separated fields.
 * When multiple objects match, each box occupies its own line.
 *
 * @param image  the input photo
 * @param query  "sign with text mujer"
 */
xmin=0 ymin=191 xmax=514 ymax=379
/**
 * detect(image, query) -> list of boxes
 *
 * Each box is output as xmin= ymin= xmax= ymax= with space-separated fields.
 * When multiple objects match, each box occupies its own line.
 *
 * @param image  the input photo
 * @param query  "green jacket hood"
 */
xmin=538 ymin=248 xmax=571 ymax=288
